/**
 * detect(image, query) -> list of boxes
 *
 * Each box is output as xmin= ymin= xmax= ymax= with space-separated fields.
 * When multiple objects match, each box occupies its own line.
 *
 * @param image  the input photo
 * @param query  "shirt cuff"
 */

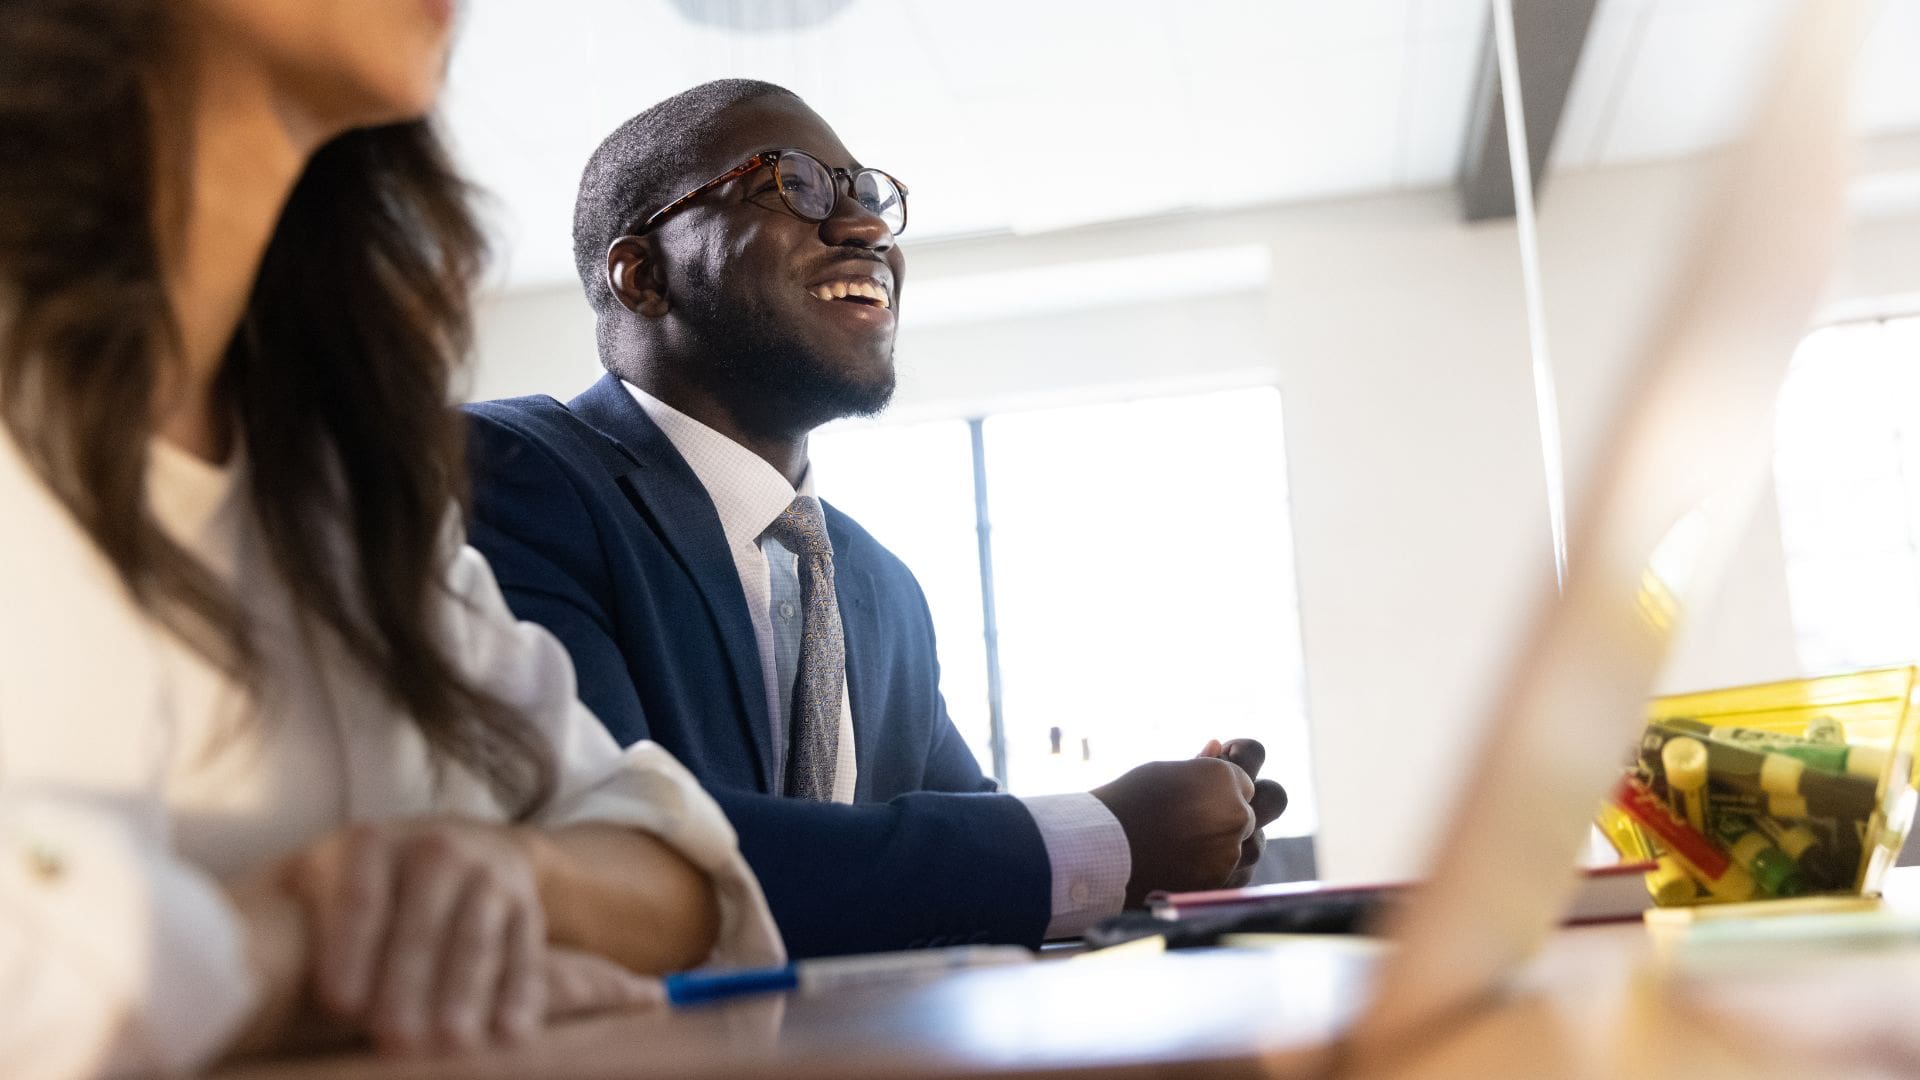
xmin=1019 ymin=792 xmax=1130 ymax=940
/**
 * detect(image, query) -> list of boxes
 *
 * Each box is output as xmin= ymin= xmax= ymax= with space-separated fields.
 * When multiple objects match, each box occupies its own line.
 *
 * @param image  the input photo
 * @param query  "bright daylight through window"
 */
xmin=810 ymin=386 xmax=1318 ymax=840
xmin=1775 ymin=313 xmax=1920 ymax=673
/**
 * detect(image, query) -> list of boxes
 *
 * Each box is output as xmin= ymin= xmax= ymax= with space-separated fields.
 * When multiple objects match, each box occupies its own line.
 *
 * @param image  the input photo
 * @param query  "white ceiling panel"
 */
xmin=1590 ymin=0 xmax=1799 ymax=165
xmin=444 ymin=0 xmax=1441 ymax=288
xmin=1549 ymin=0 xmax=1652 ymax=171
xmin=1250 ymin=0 xmax=1416 ymax=51
xmin=1139 ymin=0 xmax=1420 ymax=56
xmin=1159 ymin=0 xmax=1413 ymax=210
xmin=975 ymin=85 xmax=1195 ymax=234
xmin=1397 ymin=28 xmax=1482 ymax=186
xmin=1179 ymin=41 xmax=1406 ymax=211
xmin=902 ymin=0 xmax=1176 ymax=100
xmin=1552 ymin=0 xmax=1919 ymax=174
xmin=440 ymin=0 xmax=1920 ymax=293
xmin=1416 ymin=0 xmax=1488 ymax=36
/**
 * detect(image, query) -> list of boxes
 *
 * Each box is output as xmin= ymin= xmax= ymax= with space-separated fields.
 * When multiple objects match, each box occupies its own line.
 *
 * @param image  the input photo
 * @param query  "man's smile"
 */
xmin=805 ymin=259 xmax=895 ymax=318
xmin=807 ymin=278 xmax=890 ymax=309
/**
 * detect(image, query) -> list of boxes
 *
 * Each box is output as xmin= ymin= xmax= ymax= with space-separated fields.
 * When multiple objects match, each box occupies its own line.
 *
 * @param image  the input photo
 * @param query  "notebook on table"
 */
xmin=1131 ymin=860 xmax=1660 ymax=936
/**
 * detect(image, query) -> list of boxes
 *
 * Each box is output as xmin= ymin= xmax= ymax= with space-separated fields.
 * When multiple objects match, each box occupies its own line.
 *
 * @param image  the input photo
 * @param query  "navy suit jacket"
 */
xmin=465 ymin=375 xmax=1051 ymax=956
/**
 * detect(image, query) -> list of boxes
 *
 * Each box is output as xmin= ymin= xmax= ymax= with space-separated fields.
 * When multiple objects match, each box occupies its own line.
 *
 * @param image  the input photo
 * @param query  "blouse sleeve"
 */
xmin=0 ymin=432 xmax=257 ymax=1076
xmin=442 ymin=542 xmax=786 ymax=971
xmin=0 ymin=796 xmax=255 ymax=1080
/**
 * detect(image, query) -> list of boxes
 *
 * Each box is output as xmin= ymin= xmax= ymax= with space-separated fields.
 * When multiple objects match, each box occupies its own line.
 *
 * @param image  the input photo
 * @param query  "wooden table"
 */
xmin=224 ymin=872 xmax=1920 ymax=1080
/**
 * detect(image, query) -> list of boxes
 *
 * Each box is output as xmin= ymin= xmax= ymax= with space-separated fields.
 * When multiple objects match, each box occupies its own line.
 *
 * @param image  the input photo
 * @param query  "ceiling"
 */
xmin=441 ymin=0 xmax=1920 ymax=294
xmin=1556 ymin=0 xmax=1920 ymax=168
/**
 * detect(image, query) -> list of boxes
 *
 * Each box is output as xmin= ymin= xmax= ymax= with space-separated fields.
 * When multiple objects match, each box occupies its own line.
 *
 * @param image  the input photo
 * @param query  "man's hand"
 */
xmin=1202 ymin=738 xmax=1290 ymax=888
xmin=1090 ymin=739 xmax=1289 ymax=908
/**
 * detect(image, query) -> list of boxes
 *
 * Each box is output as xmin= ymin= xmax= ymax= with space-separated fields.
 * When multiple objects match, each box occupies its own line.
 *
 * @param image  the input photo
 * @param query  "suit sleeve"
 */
xmin=466 ymin=410 xmax=653 ymax=747
xmin=715 ymin=785 xmax=1052 ymax=957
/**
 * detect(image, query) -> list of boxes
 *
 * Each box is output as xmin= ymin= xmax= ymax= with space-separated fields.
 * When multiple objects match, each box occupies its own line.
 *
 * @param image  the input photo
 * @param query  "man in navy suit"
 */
xmin=467 ymin=79 xmax=1288 ymax=958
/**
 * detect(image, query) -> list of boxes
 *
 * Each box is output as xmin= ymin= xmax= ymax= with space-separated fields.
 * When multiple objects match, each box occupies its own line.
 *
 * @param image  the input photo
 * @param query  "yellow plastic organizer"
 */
xmin=1600 ymin=666 xmax=1920 ymax=906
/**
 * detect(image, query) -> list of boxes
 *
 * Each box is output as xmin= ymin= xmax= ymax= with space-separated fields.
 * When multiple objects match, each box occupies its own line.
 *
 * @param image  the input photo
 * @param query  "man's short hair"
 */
xmin=572 ymin=78 xmax=799 ymax=314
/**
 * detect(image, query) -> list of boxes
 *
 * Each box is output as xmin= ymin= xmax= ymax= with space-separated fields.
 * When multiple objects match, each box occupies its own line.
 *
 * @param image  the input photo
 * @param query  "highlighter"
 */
xmin=1705 ymin=787 xmax=1811 ymax=821
xmin=1660 ymin=717 xmax=1888 ymax=781
xmin=1645 ymin=856 xmax=1698 ymax=906
xmin=1710 ymin=813 xmax=1806 ymax=898
xmin=1612 ymin=776 xmax=1755 ymax=903
xmin=1753 ymin=814 xmax=1847 ymax=891
xmin=1661 ymin=736 xmax=1709 ymax=833
xmin=1642 ymin=723 xmax=1878 ymax=821
xmin=1766 ymin=793 xmax=1811 ymax=819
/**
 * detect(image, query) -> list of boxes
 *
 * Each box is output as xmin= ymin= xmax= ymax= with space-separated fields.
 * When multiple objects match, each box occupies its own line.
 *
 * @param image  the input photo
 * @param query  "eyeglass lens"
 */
xmin=776 ymin=151 xmax=906 ymax=235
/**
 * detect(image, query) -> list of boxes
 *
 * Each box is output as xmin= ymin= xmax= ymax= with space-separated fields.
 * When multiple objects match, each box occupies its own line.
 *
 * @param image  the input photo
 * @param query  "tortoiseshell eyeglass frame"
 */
xmin=630 ymin=148 xmax=909 ymax=237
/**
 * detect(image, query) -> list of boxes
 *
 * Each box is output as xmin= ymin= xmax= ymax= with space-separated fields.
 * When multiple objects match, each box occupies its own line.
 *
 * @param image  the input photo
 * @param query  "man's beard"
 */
xmin=681 ymin=273 xmax=896 ymax=436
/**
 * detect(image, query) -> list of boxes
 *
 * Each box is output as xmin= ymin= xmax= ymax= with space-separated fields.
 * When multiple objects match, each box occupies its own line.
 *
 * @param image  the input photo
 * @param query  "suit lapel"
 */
xmin=825 ymin=505 xmax=881 ymax=802
xmin=567 ymin=375 xmax=775 ymax=790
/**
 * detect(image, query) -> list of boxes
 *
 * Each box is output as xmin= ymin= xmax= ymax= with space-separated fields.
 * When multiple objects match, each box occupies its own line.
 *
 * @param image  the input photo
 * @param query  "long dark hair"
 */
xmin=0 ymin=0 xmax=554 ymax=813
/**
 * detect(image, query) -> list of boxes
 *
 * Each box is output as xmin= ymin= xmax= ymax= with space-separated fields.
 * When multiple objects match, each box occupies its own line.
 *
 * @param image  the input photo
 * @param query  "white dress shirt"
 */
xmin=0 ymin=428 xmax=784 ymax=1077
xmin=625 ymin=383 xmax=1129 ymax=938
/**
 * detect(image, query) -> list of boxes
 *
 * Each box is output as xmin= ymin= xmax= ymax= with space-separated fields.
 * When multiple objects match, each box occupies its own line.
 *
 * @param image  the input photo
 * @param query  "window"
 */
xmin=806 ymin=420 xmax=995 ymax=771
xmin=1774 ymin=314 xmax=1920 ymax=671
xmin=810 ymin=387 xmax=1317 ymax=838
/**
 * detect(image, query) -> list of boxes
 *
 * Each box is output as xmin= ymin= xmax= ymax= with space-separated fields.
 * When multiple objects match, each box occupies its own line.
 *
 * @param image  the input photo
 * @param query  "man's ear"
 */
xmin=606 ymin=235 xmax=670 ymax=318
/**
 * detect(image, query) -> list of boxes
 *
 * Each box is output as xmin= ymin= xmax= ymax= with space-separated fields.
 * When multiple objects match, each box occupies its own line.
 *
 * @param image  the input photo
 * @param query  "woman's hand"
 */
xmin=224 ymin=817 xmax=692 ymax=1060
xmin=276 ymin=819 xmax=550 ymax=1055
xmin=542 ymin=947 xmax=665 ymax=1017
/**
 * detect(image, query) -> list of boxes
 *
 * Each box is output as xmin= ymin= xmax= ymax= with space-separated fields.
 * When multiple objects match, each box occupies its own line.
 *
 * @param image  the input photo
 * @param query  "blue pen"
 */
xmin=664 ymin=944 xmax=1033 ymax=1006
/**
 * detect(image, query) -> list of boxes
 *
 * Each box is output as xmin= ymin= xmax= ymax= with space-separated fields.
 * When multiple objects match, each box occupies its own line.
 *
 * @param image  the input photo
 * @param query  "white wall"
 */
xmin=469 ymin=285 xmax=601 ymax=403
xmin=469 ymin=133 xmax=1920 ymax=883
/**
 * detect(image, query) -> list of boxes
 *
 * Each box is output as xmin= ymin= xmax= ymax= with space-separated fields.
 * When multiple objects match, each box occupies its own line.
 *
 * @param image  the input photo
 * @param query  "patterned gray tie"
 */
xmin=763 ymin=496 xmax=843 ymax=800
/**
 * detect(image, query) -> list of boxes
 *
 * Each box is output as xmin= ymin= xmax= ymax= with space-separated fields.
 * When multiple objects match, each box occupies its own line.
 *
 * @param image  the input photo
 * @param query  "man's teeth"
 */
xmin=811 ymin=280 xmax=890 ymax=309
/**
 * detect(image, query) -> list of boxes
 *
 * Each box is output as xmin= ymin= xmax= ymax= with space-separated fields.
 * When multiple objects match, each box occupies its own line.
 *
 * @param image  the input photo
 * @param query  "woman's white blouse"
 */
xmin=0 ymin=432 xmax=783 ymax=1078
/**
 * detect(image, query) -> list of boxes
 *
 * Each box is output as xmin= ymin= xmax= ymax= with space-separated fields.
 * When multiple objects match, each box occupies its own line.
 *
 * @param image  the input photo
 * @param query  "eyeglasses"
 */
xmin=634 ymin=148 xmax=909 ymax=237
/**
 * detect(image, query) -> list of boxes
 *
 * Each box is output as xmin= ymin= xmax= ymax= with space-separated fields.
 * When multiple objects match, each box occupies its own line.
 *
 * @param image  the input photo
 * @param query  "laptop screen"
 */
xmin=1349 ymin=0 xmax=1866 ymax=1057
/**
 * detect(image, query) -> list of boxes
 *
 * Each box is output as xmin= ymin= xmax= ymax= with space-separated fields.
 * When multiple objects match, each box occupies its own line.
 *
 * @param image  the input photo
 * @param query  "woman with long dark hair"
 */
xmin=0 ymin=0 xmax=781 ymax=1072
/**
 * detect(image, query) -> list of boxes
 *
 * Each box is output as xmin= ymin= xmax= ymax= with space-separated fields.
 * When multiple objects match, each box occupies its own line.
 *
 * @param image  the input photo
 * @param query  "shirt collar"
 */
xmin=623 ymin=381 xmax=817 ymax=548
xmin=148 ymin=437 xmax=243 ymax=550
